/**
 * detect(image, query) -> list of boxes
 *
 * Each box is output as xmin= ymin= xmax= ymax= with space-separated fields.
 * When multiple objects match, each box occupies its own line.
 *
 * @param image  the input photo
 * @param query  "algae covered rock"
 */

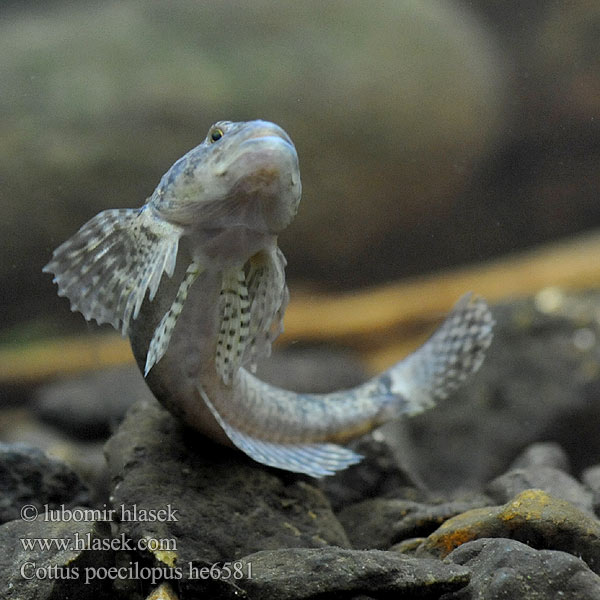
xmin=104 ymin=398 xmax=349 ymax=568
xmin=418 ymin=489 xmax=600 ymax=575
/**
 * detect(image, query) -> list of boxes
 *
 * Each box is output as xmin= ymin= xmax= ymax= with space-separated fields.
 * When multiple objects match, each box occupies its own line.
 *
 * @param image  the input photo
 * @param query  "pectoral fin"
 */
xmin=245 ymin=247 xmax=288 ymax=370
xmin=43 ymin=207 xmax=183 ymax=335
xmin=144 ymin=260 xmax=204 ymax=376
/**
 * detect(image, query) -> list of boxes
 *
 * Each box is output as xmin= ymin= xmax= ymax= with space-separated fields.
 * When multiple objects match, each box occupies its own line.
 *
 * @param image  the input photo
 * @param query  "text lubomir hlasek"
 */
xmin=40 ymin=503 xmax=179 ymax=523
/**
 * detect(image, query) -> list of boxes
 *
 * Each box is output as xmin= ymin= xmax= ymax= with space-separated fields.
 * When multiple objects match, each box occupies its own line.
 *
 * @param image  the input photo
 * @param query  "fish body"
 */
xmin=44 ymin=119 xmax=494 ymax=477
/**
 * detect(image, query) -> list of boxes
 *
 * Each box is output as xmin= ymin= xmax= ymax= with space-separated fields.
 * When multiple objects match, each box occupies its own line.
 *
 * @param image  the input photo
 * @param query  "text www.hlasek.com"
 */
xmin=20 ymin=532 xmax=175 ymax=553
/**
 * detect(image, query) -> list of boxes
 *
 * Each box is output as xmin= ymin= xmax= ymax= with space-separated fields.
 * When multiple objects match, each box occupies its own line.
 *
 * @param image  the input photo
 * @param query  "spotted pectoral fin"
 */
xmin=197 ymin=385 xmax=363 ymax=477
xmin=43 ymin=207 xmax=183 ymax=335
xmin=245 ymin=247 xmax=288 ymax=370
xmin=144 ymin=260 xmax=204 ymax=376
xmin=216 ymin=267 xmax=251 ymax=385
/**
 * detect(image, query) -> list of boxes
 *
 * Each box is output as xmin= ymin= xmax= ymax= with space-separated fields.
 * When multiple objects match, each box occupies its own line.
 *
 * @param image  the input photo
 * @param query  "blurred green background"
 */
xmin=2 ymin=0 xmax=599 ymax=340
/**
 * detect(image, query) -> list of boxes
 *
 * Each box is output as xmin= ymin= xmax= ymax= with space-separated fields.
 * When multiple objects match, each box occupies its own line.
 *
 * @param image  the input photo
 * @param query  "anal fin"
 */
xmin=198 ymin=385 xmax=363 ymax=477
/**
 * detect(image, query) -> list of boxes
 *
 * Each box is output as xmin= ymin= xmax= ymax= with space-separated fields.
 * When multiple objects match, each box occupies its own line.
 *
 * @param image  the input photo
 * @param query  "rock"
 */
xmin=319 ymin=430 xmax=422 ymax=511
xmin=146 ymin=582 xmax=180 ymax=600
xmin=402 ymin=292 xmax=600 ymax=490
xmin=485 ymin=466 xmax=594 ymax=515
xmin=104 ymin=397 xmax=350 ymax=575
xmin=444 ymin=538 xmax=600 ymax=600
xmin=582 ymin=465 xmax=600 ymax=515
xmin=0 ymin=514 xmax=114 ymax=599
xmin=233 ymin=546 xmax=470 ymax=600
xmin=34 ymin=366 xmax=152 ymax=439
xmin=509 ymin=441 xmax=570 ymax=472
xmin=0 ymin=413 xmax=110 ymax=506
xmin=338 ymin=497 xmax=490 ymax=550
xmin=0 ymin=442 xmax=89 ymax=525
xmin=417 ymin=489 xmax=600 ymax=574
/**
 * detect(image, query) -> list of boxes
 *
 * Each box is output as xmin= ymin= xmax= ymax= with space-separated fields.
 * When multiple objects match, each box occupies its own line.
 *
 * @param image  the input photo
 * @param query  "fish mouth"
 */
xmin=237 ymin=120 xmax=295 ymax=149
xmin=201 ymin=120 xmax=301 ymax=234
xmin=224 ymin=127 xmax=298 ymax=193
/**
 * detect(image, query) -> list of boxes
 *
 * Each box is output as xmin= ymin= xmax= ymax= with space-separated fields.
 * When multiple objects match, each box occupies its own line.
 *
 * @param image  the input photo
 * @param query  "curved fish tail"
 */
xmin=199 ymin=294 xmax=494 ymax=478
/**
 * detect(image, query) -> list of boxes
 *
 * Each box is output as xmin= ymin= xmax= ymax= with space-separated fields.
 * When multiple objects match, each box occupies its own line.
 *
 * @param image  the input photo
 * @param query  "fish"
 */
xmin=44 ymin=119 xmax=494 ymax=477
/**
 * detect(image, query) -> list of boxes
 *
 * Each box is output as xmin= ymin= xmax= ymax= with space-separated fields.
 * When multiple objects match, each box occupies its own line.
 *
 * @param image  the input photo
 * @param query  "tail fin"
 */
xmin=385 ymin=293 xmax=494 ymax=416
xmin=43 ymin=207 xmax=182 ymax=335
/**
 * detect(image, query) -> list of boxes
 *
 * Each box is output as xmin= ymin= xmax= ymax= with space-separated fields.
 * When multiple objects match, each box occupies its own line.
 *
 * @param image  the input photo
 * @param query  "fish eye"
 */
xmin=209 ymin=128 xmax=224 ymax=143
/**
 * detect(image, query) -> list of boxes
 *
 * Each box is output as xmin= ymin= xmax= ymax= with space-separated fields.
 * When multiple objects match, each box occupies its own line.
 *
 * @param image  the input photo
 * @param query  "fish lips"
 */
xmin=216 ymin=134 xmax=301 ymax=232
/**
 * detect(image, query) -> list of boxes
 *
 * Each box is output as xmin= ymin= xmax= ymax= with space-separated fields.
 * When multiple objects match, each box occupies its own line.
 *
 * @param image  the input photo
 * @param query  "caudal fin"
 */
xmin=385 ymin=293 xmax=494 ymax=415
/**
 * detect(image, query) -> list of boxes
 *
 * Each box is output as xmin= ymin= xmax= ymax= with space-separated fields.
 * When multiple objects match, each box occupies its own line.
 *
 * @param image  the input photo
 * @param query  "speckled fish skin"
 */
xmin=44 ymin=119 xmax=494 ymax=478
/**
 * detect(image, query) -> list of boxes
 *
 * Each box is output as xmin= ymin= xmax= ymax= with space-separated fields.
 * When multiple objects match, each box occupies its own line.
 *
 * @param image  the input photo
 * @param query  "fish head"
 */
xmin=153 ymin=120 xmax=301 ymax=234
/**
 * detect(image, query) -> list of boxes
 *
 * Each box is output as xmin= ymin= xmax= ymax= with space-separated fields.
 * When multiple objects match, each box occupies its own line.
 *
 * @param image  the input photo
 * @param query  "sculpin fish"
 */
xmin=44 ymin=119 xmax=494 ymax=477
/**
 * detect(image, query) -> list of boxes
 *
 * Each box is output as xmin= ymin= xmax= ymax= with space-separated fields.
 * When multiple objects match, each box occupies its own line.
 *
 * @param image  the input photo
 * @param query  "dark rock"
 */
xmin=582 ymin=465 xmax=600 ymax=515
xmin=338 ymin=497 xmax=490 ymax=550
xmin=485 ymin=466 xmax=594 ymax=515
xmin=234 ymin=546 xmax=470 ymax=600
xmin=104 ymin=398 xmax=350 ymax=576
xmin=417 ymin=489 xmax=600 ymax=574
xmin=443 ymin=538 xmax=600 ymax=600
xmin=403 ymin=292 xmax=600 ymax=491
xmin=0 ymin=413 xmax=110 ymax=506
xmin=0 ymin=442 xmax=89 ymax=524
xmin=391 ymin=537 xmax=427 ymax=555
xmin=34 ymin=366 xmax=152 ymax=440
xmin=510 ymin=441 xmax=570 ymax=472
xmin=319 ymin=430 xmax=422 ymax=511
xmin=0 ymin=514 xmax=114 ymax=599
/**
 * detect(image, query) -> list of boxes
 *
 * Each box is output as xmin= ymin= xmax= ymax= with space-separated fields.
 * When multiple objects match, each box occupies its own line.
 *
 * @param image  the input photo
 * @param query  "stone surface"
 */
xmin=34 ymin=366 xmax=151 ymax=439
xmin=0 ymin=514 xmax=114 ymax=600
xmin=0 ymin=412 xmax=110 ymax=506
xmin=105 ymin=397 xmax=350 ymax=573
xmin=582 ymin=464 xmax=600 ymax=516
xmin=443 ymin=537 xmax=600 ymax=600
xmin=234 ymin=546 xmax=470 ymax=600
xmin=485 ymin=466 xmax=594 ymax=515
xmin=0 ymin=442 xmax=89 ymax=525
xmin=338 ymin=497 xmax=489 ymax=550
xmin=319 ymin=430 xmax=422 ymax=511
xmin=418 ymin=490 xmax=600 ymax=574
xmin=509 ymin=441 xmax=571 ymax=472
